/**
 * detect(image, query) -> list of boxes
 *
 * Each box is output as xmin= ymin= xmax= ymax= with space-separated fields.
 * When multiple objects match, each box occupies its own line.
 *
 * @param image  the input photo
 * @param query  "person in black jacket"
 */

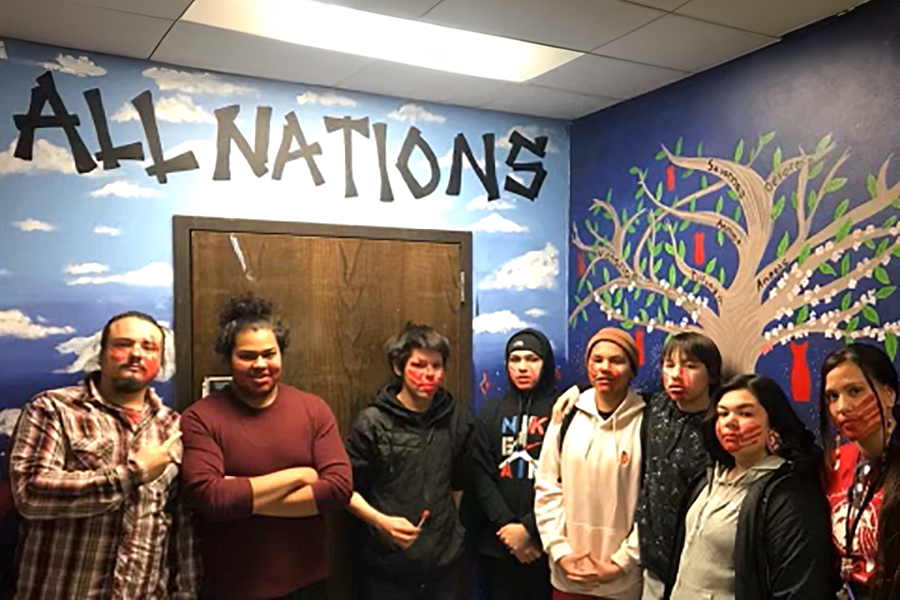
xmin=667 ymin=374 xmax=836 ymax=600
xmin=346 ymin=322 xmax=472 ymax=600
xmin=473 ymin=328 xmax=557 ymax=600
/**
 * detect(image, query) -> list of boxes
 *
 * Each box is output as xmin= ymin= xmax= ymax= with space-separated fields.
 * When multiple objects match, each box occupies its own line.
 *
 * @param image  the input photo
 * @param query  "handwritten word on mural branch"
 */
xmin=12 ymin=71 xmax=549 ymax=201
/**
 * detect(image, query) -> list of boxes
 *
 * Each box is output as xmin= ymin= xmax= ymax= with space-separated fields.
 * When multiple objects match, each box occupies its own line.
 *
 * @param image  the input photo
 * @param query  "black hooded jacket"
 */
xmin=471 ymin=328 xmax=557 ymax=558
xmin=345 ymin=382 xmax=472 ymax=576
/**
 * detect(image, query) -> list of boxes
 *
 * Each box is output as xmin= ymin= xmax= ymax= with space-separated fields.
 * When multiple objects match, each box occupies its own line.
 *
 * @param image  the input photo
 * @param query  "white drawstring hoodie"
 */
xmin=535 ymin=387 xmax=644 ymax=598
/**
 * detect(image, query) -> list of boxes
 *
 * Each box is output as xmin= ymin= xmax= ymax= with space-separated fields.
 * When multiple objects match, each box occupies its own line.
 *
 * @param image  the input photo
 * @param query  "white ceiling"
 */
xmin=0 ymin=0 xmax=867 ymax=120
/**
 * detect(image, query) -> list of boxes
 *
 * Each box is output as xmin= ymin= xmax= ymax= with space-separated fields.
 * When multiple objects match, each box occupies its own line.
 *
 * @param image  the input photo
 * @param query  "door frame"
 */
xmin=172 ymin=214 xmax=473 ymax=411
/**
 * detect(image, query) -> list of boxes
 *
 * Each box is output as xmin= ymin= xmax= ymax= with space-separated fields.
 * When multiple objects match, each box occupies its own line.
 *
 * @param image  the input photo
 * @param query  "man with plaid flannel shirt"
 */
xmin=9 ymin=311 xmax=200 ymax=599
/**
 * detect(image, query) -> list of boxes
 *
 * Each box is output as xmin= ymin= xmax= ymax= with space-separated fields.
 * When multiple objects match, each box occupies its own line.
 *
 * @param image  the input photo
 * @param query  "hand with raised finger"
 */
xmin=133 ymin=431 xmax=182 ymax=483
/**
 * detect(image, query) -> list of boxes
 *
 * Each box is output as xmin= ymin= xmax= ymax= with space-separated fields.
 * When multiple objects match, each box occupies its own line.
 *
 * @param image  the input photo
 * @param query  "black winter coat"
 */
xmin=667 ymin=461 xmax=838 ymax=600
xmin=345 ymin=383 xmax=472 ymax=577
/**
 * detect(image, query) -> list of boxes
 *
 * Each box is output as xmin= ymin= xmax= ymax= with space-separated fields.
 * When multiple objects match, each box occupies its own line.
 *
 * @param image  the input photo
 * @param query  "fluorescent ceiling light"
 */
xmin=181 ymin=0 xmax=583 ymax=82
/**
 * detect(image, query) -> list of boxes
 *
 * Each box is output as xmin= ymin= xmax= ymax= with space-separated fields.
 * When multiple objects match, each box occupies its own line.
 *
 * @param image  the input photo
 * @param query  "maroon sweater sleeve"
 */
xmin=307 ymin=397 xmax=352 ymax=510
xmin=180 ymin=404 xmax=254 ymax=521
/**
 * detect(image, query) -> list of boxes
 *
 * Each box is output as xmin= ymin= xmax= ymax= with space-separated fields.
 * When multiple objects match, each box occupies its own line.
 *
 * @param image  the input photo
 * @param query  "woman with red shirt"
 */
xmin=820 ymin=344 xmax=900 ymax=600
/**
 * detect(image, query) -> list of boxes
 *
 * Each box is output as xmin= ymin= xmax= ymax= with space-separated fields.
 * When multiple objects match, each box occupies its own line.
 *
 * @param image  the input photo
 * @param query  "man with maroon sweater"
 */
xmin=181 ymin=295 xmax=352 ymax=600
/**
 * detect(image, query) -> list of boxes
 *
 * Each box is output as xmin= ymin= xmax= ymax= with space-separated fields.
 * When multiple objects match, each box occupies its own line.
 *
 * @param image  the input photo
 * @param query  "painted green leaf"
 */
xmin=715 ymin=196 xmax=724 ymax=213
xmin=623 ymin=242 xmax=632 ymax=261
xmin=807 ymin=190 xmax=817 ymax=212
xmin=892 ymin=198 xmax=900 ymax=208
xmin=718 ymin=267 xmax=726 ymax=284
xmin=841 ymin=292 xmax=852 ymax=311
xmin=875 ymin=266 xmax=891 ymax=284
xmin=633 ymin=288 xmax=641 ymax=300
xmin=761 ymin=131 xmax=776 ymax=146
xmin=877 ymin=239 xmax=891 ymax=257
xmin=705 ymin=256 xmax=718 ymax=274
xmin=655 ymin=149 xmax=666 ymax=160
xmin=636 ymin=199 xmax=645 ymax=213
xmin=639 ymin=257 xmax=647 ymax=273
xmin=771 ymin=196 xmax=786 ymax=220
xmin=826 ymin=178 xmax=848 ymax=193
xmin=603 ymin=291 xmax=612 ymax=305
xmin=606 ymin=188 xmax=613 ymax=203
xmin=728 ymin=189 xmax=739 ymax=200
xmin=665 ymin=243 xmax=675 ymax=256
xmin=697 ymin=140 xmax=704 ymax=157
xmin=678 ymin=240 xmax=686 ymax=259
xmin=581 ymin=309 xmax=589 ymax=323
xmin=772 ymin=147 xmax=783 ymax=171
xmin=834 ymin=198 xmax=851 ymax=220
xmin=577 ymin=277 xmax=587 ymax=294
xmin=892 ymin=247 xmax=900 ymax=258
xmin=841 ymin=254 xmax=851 ymax=277
xmin=734 ymin=139 xmax=745 ymax=163
xmin=653 ymin=259 xmax=662 ymax=273
xmin=635 ymin=186 xmax=646 ymax=200
xmin=682 ymin=169 xmax=695 ymax=179
xmin=682 ymin=275 xmax=691 ymax=287
xmin=876 ymin=286 xmax=896 ymax=300
xmin=614 ymin=288 xmax=623 ymax=306
xmin=790 ymin=193 xmax=798 ymax=211
xmin=887 ymin=333 xmax=898 ymax=361
xmin=623 ymin=300 xmax=630 ymax=319
xmin=717 ymin=230 xmax=724 ymax=246
xmin=701 ymin=175 xmax=709 ymax=189
xmin=796 ymin=305 xmax=809 ymax=324
xmin=629 ymin=167 xmax=639 ymax=175
xmin=734 ymin=206 xmax=743 ymax=221
xmin=776 ymin=231 xmax=790 ymax=258
xmin=883 ymin=215 xmax=898 ymax=229
xmin=862 ymin=305 xmax=880 ymax=325
xmin=656 ymin=306 xmax=665 ymax=322
xmin=867 ymin=173 xmax=878 ymax=199
xmin=692 ymin=281 xmax=701 ymax=293
xmin=603 ymin=267 xmax=611 ymax=283
xmin=622 ymin=320 xmax=634 ymax=330
xmin=865 ymin=239 xmax=876 ymax=251
xmin=655 ymin=181 xmax=664 ymax=199
xmin=689 ymin=198 xmax=697 ymax=211
xmin=663 ymin=296 xmax=670 ymax=315
xmin=846 ymin=316 xmax=859 ymax=333
xmin=645 ymin=293 xmax=656 ymax=307
xmin=639 ymin=309 xmax=650 ymax=323
xmin=675 ymin=137 xmax=683 ymax=155
xmin=679 ymin=219 xmax=690 ymax=231
xmin=819 ymin=262 xmax=837 ymax=276
xmin=816 ymin=133 xmax=832 ymax=156
xmin=835 ymin=218 xmax=852 ymax=243
xmin=798 ymin=244 xmax=811 ymax=266
xmin=668 ymin=264 xmax=677 ymax=286
xmin=809 ymin=162 xmax=824 ymax=180
xmin=586 ymin=280 xmax=594 ymax=293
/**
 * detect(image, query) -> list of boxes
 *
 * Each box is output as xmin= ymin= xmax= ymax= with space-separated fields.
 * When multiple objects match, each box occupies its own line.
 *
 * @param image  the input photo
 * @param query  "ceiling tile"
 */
xmin=152 ymin=22 xmax=375 ymax=87
xmin=624 ymin=0 xmax=690 ymax=10
xmin=595 ymin=13 xmax=776 ymax=72
xmin=315 ymin=0 xmax=442 ymax=20
xmin=480 ymin=84 xmax=618 ymax=120
xmin=420 ymin=0 xmax=666 ymax=52
xmin=531 ymin=54 xmax=688 ymax=99
xmin=335 ymin=60 xmax=517 ymax=107
xmin=676 ymin=0 xmax=860 ymax=37
xmin=61 ymin=0 xmax=194 ymax=21
xmin=0 ymin=0 xmax=172 ymax=59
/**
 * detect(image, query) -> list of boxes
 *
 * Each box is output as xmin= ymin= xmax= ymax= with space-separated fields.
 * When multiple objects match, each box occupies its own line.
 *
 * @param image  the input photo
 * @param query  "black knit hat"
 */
xmin=506 ymin=329 xmax=548 ymax=361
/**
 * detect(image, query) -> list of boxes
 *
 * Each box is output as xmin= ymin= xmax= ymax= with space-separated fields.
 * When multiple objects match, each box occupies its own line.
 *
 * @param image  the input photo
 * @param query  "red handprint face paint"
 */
xmin=715 ymin=389 xmax=770 ymax=458
xmin=662 ymin=350 xmax=710 ymax=409
xmin=402 ymin=349 xmax=445 ymax=400
xmin=101 ymin=317 xmax=164 ymax=392
xmin=825 ymin=361 xmax=895 ymax=443
xmin=586 ymin=341 xmax=631 ymax=397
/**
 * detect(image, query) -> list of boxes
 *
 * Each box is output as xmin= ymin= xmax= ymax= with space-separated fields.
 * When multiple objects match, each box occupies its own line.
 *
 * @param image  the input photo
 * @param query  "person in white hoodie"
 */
xmin=535 ymin=327 xmax=644 ymax=600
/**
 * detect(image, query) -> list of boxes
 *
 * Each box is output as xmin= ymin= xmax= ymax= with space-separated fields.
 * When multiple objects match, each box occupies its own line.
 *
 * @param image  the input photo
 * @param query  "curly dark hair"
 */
xmin=214 ymin=294 xmax=290 ymax=358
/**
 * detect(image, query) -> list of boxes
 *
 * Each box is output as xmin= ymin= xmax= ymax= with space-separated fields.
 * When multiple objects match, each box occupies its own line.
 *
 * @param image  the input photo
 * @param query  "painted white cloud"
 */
xmin=0 ymin=138 xmax=77 ymax=176
xmin=296 ymin=92 xmax=357 ymax=107
xmin=94 ymin=225 xmax=121 ymax=236
xmin=90 ymin=180 xmax=158 ymax=198
xmin=113 ymin=95 xmax=215 ymax=124
xmin=40 ymin=54 xmax=106 ymax=77
xmin=13 ymin=218 xmax=56 ymax=232
xmin=0 ymin=409 xmax=21 ymax=437
xmin=526 ymin=308 xmax=548 ymax=318
xmin=64 ymin=263 xmax=108 ymax=275
xmin=497 ymin=125 xmax=559 ymax=154
xmin=142 ymin=67 xmax=255 ymax=95
xmin=473 ymin=310 xmax=530 ymax=334
xmin=479 ymin=243 xmax=559 ymax=290
xmin=388 ymin=104 xmax=446 ymax=124
xmin=466 ymin=195 xmax=514 ymax=211
xmin=470 ymin=213 xmax=527 ymax=233
xmin=66 ymin=262 xmax=173 ymax=287
xmin=0 ymin=310 xmax=75 ymax=339
xmin=55 ymin=323 xmax=176 ymax=381
xmin=0 ymin=268 xmax=10 ymax=277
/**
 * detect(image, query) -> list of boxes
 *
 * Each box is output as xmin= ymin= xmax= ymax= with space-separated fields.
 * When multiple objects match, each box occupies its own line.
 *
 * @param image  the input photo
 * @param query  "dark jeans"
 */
xmin=361 ymin=564 xmax=460 ymax=600
xmin=480 ymin=555 xmax=552 ymax=600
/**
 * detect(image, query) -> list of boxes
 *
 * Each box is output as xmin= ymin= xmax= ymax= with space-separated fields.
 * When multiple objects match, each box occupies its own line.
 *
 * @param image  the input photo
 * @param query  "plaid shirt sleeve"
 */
xmin=168 ymin=478 xmax=202 ymax=599
xmin=10 ymin=396 xmax=139 ymax=520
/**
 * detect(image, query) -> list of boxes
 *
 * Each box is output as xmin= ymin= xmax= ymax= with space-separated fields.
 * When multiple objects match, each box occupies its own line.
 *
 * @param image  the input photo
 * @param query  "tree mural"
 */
xmin=570 ymin=133 xmax=900 ymax=372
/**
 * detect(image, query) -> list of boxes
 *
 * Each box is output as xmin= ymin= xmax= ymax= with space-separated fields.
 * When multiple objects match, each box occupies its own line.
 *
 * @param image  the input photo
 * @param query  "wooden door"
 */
xmin=173 ymin=217 xmax=472 ymax=600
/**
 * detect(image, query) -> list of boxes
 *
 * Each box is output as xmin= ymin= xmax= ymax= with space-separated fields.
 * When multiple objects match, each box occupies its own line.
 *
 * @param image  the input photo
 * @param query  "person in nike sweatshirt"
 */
xmin=346 ymin=323 xmax=473 ymax=600
xmin=535 ymin=327 xmax=644 ymax=600
xmin=473 ymin=328 xmax=558 ymax=600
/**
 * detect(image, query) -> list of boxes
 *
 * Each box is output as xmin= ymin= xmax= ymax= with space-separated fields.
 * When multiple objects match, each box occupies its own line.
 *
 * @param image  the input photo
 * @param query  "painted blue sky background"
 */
xmin=0 ymin=38 xmax=571 ymax=415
